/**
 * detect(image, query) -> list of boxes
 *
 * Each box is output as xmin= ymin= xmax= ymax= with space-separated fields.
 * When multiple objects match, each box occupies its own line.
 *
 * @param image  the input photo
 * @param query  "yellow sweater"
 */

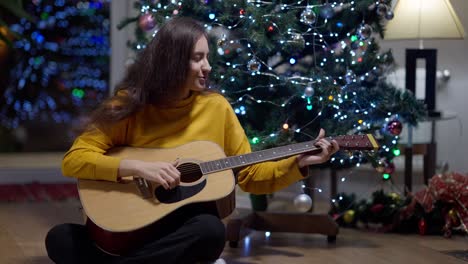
xmin=62 ymin=92 xmax=306 ymax=194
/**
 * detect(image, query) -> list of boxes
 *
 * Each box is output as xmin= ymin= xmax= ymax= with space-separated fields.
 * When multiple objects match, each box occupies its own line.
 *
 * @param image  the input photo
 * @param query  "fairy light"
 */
xmin=3 ymin=0 xmax=109 ymax=128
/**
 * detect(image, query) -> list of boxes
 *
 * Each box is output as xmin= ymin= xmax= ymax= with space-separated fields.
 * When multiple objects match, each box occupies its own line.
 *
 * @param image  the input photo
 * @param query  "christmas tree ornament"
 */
xmin=370 ymin=203 xmax=384 ymax=213
xmin=390 ymin=192 xmax=400 ymax=202
xmin=304 ymin=83 xmax=314 ymax=97
xmin=291 ymin=33 xmax=305 ymax=46
xmin=266 ymin=23 xmax=278 ymax=34
xmin=384 ymin=161 xmax=395 ymax=174
xmin=217 ymin=35 xmax=227 ymax=47
xmin=387 ymin=120 xmax=402 ymax=135
xmin=138 ymin=13 xmax=156 ymax=31
xmin=385 ymin=10 xmax=394 ymax=20
xmin=357 ymin=24 xmax=372 ymax=40
xmin=286 ymin=33 xmax=306 ymax=51
xmin=247 ymin=58 xmax=261 ymax=73
xmin=343 ymin=209 xmax=355 ymax=223
xmin=448 ymin=209 xmax=460 ymax=225
xmin=293 ymin=194 xmax=313 ymax=212
xmin=319 ymin=4 xmax=335 ymax=19
xmin=345 ymin=70 xmax=356 ymax=84
xmin=376 ymin=4 xmax=388 ymax=16
xmin=300 ymin=8 xmax=317 ymax=26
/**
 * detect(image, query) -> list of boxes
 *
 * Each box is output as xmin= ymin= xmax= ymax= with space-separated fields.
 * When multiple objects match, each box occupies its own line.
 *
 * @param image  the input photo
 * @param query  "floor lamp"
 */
xmin=384 ymin=0 xmax=465 ymax=191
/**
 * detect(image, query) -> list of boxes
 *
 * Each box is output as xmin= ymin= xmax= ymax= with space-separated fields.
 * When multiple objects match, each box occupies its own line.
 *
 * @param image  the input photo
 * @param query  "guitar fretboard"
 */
xmin=198 ymin=134 xmax=378 ymax=175
xmin=199 ymin=140 xmax=319 ymax=174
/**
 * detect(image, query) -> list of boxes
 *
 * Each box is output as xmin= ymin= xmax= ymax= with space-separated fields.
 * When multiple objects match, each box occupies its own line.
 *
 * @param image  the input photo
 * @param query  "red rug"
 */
xmin=0 ymin=182 xmax=79 ymax=202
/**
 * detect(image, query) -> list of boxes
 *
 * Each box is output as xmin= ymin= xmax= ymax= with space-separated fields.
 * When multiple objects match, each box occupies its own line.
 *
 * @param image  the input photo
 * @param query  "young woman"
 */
xmin=45 ymin=17 xmax=339 ymax=264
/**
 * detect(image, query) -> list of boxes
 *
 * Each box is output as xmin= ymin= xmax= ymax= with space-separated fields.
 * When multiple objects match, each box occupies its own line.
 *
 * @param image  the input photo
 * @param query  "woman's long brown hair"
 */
xmin=84 ymin=17 xmax=208 ymax=131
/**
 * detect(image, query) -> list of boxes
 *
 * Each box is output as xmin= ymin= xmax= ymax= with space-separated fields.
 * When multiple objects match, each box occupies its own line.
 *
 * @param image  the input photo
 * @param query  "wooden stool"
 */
xmin=225 ymin=211 xmax=339 ymax=247
xmin=225 ymin=171 xmax=339 ymax=248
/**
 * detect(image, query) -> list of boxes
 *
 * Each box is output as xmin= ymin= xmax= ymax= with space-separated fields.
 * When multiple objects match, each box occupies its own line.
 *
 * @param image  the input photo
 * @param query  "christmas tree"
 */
xmin=0 ymin=0 xmax=110 ymax=150
xmin=120 ymin=0 xmax=425 ymax=182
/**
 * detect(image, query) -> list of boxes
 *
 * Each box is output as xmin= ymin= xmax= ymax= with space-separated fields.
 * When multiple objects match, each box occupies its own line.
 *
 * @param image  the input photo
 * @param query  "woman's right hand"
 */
xmin=119 ymin=159 xmax=181 ymax=190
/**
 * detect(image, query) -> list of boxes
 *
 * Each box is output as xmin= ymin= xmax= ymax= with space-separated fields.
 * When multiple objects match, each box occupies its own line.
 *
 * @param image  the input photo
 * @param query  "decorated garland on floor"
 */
xmin=329 ymin=172 xmax=468 ymax=237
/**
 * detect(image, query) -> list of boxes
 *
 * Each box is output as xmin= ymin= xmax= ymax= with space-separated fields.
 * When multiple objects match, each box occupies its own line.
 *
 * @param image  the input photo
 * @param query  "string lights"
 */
xmin=2 ymin=0 xmax=110 ymax=128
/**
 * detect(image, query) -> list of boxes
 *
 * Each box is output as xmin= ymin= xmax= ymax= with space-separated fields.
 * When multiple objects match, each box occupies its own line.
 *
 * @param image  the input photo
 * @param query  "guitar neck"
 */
xmin=199 ymin=140 xmax=321 ymax=175
xmin=199 ymin=134 xmax=378 ymax=175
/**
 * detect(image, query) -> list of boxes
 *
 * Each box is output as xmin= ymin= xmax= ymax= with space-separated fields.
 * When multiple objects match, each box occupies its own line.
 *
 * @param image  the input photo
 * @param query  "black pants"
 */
xmin=45 ymin=214 xmax=225 ymax=264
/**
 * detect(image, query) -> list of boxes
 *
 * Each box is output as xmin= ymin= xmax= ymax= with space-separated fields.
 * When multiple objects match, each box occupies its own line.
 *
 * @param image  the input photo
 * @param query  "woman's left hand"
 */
xmin=297 ymin=128 xmax=339 ymax=168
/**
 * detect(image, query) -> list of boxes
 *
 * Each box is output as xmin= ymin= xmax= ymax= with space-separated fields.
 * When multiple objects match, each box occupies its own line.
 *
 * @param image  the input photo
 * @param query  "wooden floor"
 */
xmin=0 ymin=199 xmax=467 ymax=264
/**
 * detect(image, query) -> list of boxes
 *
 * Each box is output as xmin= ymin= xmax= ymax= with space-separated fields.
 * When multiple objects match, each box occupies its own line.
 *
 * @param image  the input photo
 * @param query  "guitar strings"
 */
xmin=175 ymin=146 xmax=323 ymax=175
xmin=174 ymin=135 xmax=366 ymax=174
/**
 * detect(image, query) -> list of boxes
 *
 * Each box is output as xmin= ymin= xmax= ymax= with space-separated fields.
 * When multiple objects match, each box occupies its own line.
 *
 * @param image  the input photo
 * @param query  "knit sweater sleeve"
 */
xmin=61 ymin=120 xmax=128 ymax=182
xmin=221 ymin=99 xmax=306 ymax=195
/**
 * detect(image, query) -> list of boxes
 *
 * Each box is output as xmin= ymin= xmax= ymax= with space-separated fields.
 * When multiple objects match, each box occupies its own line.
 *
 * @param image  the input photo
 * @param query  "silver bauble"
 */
xmin=358 ymin=24 xmax=372 ymax=40
xmin=385 ymin=10 xmax=394 ymax=20
xmin=319 ymin=4 xmax=335 ymax=19
xmin=345 ymin=70 xmax=356 ymax=84
xmin=293 ymin=194 xmax=313 ymax=212
xmin=300 ymin=8 xmax=317 ymax=26
xmin=304 ymin=83 xmax=314 ymax=97
xmin=376 ymin=4 xmax=388 ymax=16
xmin=291 ymin=33 xmax=305 ymax=46
xmin=247 ymin=58 xmax=261 ymax=73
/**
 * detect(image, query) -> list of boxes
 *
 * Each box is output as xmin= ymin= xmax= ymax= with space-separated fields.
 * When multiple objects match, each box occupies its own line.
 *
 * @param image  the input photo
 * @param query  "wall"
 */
xmin=380 ymin=0 xmax=468 ymax=173
xmin=110 ymin=0 xmax=136 ymax=94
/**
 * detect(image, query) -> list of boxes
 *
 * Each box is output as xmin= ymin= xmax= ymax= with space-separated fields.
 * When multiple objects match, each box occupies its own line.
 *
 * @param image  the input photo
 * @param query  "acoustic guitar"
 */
xmin=78 ymin=134 xmax=378 ymax=255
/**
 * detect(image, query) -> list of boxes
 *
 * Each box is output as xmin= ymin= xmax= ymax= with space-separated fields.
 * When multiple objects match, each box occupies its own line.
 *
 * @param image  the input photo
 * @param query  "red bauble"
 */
xmin=370 ymin=203 xmax=384 ymax=213
xmin=418 ymin=218 xmax=427 ymax=235
xmin=384 ymin=162 xmax=395 ymax=174
xmin=138 ymin=13 xmax=156 ymax=31
xmin=387 ymin=120 xmax=402 ymax=135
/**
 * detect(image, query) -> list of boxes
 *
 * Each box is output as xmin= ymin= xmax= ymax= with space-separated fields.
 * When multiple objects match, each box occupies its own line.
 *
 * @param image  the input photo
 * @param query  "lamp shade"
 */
xmin=385 ymin=0 xmax=465 ymax=40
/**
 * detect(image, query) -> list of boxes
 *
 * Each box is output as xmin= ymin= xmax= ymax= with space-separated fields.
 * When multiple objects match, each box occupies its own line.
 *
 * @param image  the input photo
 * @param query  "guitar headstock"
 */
xmin=330 ymin=134 xmax=379 ymax=151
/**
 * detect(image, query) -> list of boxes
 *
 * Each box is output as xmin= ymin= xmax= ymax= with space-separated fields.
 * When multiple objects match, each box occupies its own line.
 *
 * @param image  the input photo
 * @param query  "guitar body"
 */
xmin=78 ymin=141 xmax=236 ymax=255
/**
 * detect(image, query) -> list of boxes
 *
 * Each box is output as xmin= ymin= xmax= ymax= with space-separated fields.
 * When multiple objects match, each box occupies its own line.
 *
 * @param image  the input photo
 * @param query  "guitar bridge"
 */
xmin=134 ymin=177 xmax=153 ymax=199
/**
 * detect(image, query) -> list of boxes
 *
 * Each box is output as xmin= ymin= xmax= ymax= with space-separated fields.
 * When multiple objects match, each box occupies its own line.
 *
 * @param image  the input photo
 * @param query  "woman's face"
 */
xmin=181 ymin=36 xmax=211 ymax=98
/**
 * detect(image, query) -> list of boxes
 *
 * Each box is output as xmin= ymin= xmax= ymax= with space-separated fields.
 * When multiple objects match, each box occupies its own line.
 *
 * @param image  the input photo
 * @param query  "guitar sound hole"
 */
xmin=154 ymin=162 xmax=205 ymax=204
xmin=177 ymin=163 xmax=203 ymax=183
